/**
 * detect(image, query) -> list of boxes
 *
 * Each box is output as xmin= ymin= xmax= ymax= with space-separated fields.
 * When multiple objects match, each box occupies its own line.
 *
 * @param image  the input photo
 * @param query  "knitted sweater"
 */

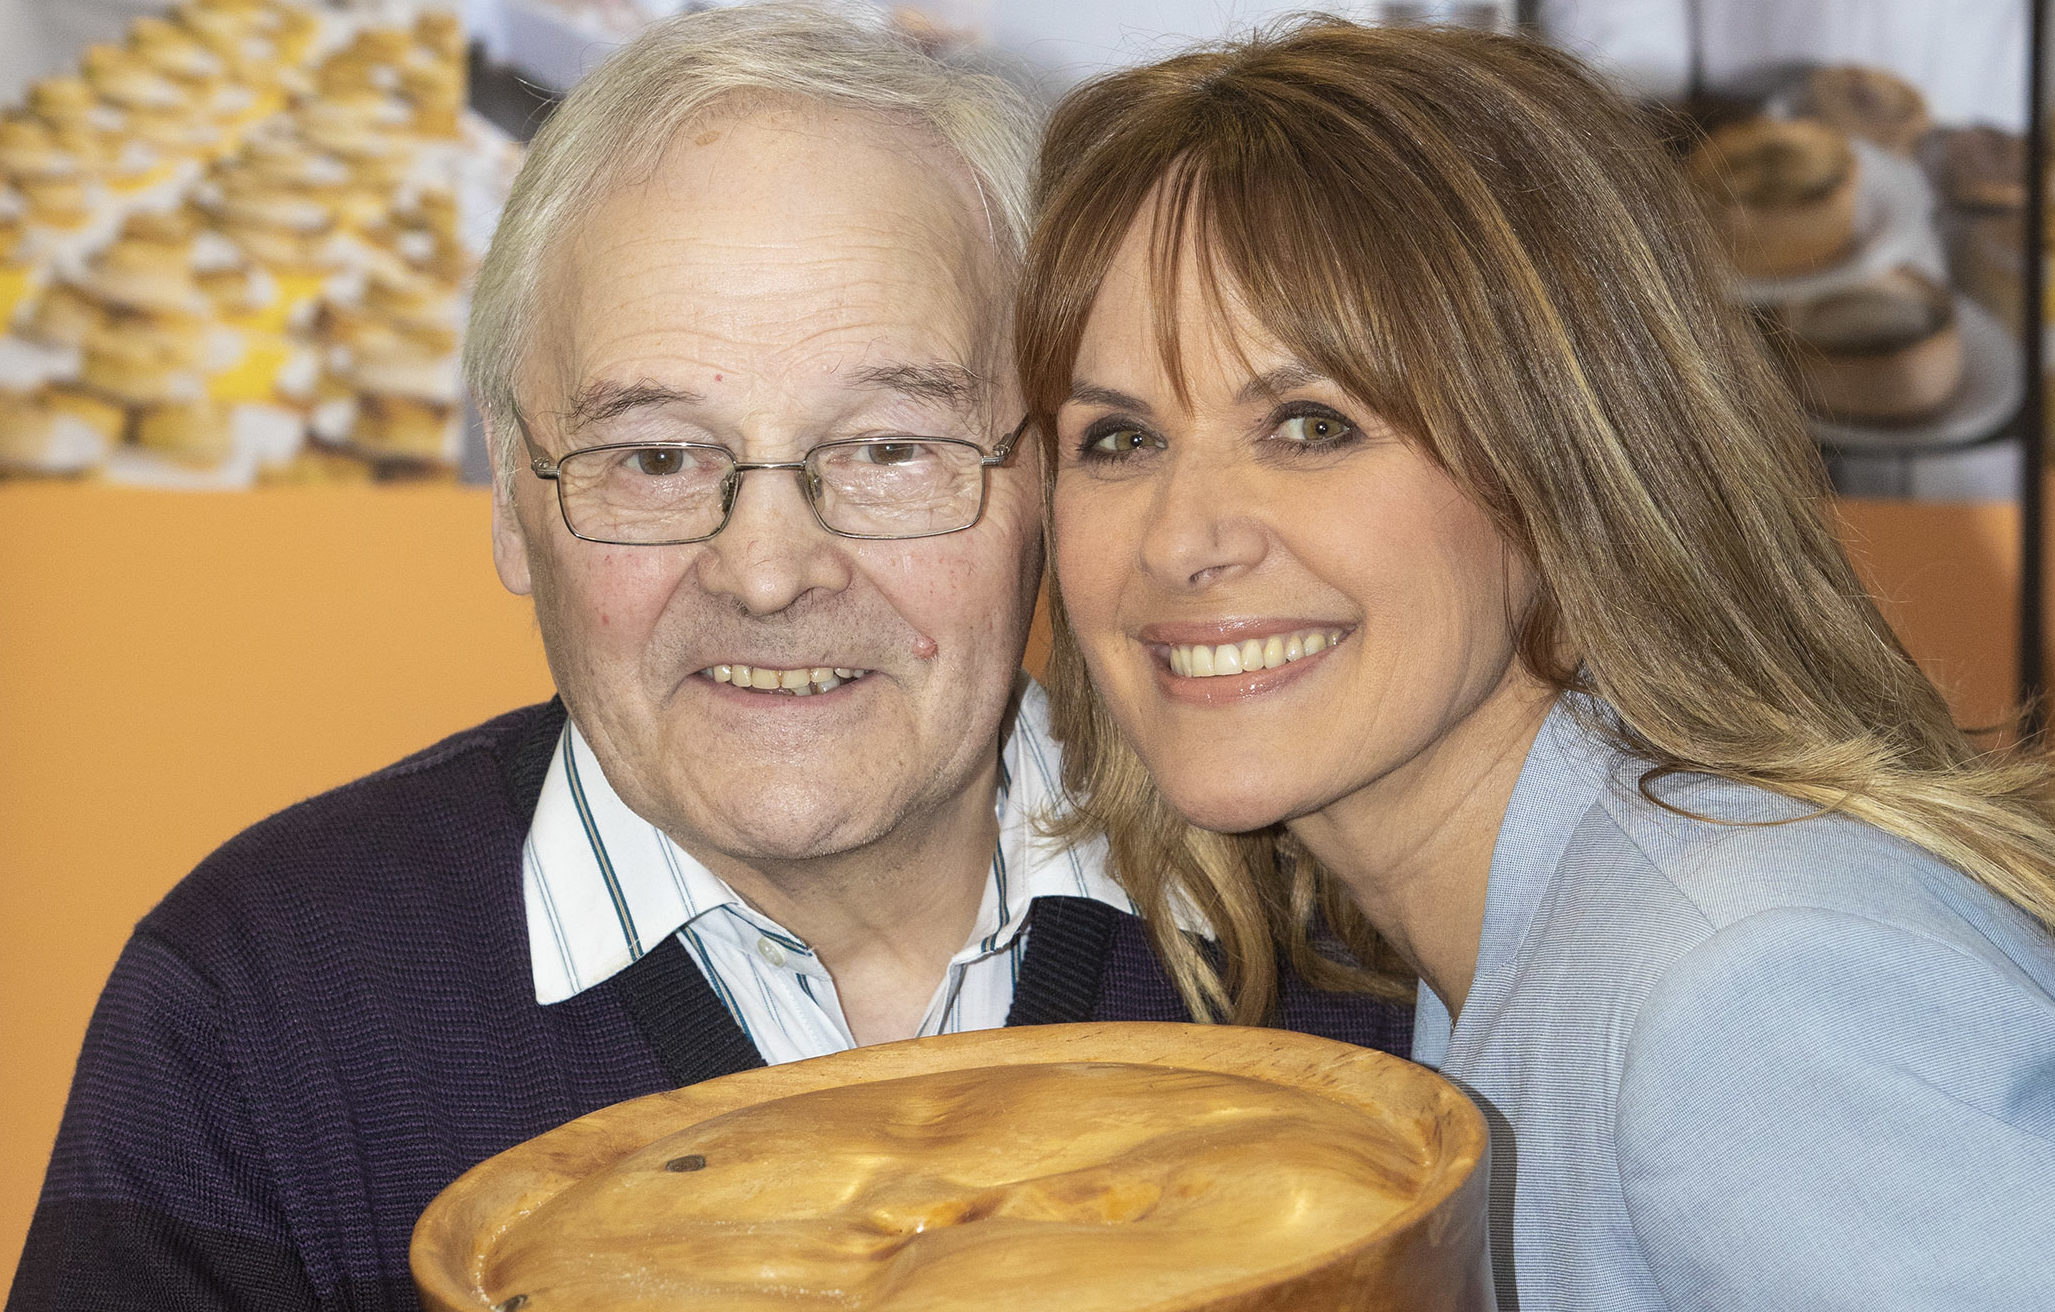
xmin=9 ymin=701 xmax=1411 ymax=1312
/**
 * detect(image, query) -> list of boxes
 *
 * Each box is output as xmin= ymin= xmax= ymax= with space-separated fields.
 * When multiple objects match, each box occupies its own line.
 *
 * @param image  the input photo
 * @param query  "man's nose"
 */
xmin=1136 ymin=450 xmax=1271 ymax=592
xmin=693 ymin=460 xmax=853 ymax=615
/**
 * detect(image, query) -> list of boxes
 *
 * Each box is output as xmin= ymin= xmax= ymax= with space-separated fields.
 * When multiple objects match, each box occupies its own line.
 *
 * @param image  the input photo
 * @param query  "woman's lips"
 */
xmin=1138 ymin=624 xmax=1352 ymax=703
xmin=1159 ymin=626 xmax=1347 ymax=679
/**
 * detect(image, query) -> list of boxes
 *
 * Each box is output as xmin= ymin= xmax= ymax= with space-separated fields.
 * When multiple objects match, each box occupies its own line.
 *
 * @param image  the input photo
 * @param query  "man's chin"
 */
xmin=662 ymin=799 xmax=905 ymax=869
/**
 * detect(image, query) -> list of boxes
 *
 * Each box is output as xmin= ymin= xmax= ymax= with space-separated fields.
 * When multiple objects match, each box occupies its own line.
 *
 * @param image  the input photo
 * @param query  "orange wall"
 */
xmin=0 ymin=485 xmax=555 ymax=1295
xmin=0 ymin=483 xmax=2032 ymax=1292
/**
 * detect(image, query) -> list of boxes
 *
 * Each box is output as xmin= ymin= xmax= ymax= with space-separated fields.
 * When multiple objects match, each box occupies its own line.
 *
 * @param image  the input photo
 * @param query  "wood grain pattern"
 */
xmin=411 ymin=1023 xmax=1492 ymax=1312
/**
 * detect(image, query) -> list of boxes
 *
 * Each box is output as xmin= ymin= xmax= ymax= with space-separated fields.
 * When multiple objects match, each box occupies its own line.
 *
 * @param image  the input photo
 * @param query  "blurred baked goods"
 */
xmin=0 ymin=1 xmax=504 ymax=485
xmin=1687 ymin=117 xmax=1858 ymax=279
xmin=0 ymin=386 xmax=115 ymax=474
xmin=1801 ymin=66 xmax=1929 ymax=157
xmin=1776 ymin=268 xmax=1964 ymax=422
xmin=136 ymin=398 xmax=235 ymax=466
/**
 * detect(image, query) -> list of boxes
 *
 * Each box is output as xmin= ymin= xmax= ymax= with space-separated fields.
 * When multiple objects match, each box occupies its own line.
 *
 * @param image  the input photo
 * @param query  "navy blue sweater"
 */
xmin=9 ymin=701 xmax=1410 ymax=1311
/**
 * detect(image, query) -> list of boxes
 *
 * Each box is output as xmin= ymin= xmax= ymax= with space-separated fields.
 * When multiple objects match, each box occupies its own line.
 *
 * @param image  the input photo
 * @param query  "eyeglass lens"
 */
xmin=553 ymin=439 xmax=989 ymax=543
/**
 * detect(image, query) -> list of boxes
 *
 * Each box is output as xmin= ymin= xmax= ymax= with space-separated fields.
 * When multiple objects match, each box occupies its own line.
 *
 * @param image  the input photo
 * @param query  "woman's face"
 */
xmin=1051 ymin=222 xmax=1540 ymax=834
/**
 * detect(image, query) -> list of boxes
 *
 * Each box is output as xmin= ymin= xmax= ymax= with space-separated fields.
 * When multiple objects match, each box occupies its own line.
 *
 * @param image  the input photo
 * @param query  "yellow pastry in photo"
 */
xmin=105 ymin=142 xmax=176 ymax=193
xmin=129 ymin=16 xmax=228 ymax=89
xmin=84 ymin=237 xmax=203 ymax=314
xmin=82 ymin=45 xmax=186 ymax=113
xmin=42 ymin=383 xmax=129 ymax=443
xmin=28 ymin=77 xmax=97 ymax=123
xmin=268 ymin=5 xmax=317 ymax=64
xmin=400 ymin=61 xmax=462 ymax=138
xmin=17 ymin=175 xmax=94 ymax=230
xmin=214 ymin=219 xmax=335 ymax=278
xmin=134 ymin=398 xmax=232 ymax=467
xmin=352 ymin=393 xmax=452 ymax=461
xmin=362 ymin=267 xmax=458 ymax=333
xmin=81 ymin=315 xmax=206 ymax=406
xmin=207 ymin=330 xmax=293 ymax=404
xmin=0 ymin=389 xmax=112 ymax=475
xmin=26 ymin=282 xmax=105 ymax=347
xmin=415 ymin=11 xmax=464 ymax=62
xmin=0 ymin=261 xmax=34 ymax=328
xmin=259 ymin=442 xmax=375 ymax=485
xmin=212 ymin=171 xmax=334 ymax=234
xmin=0 ymin=116 xmax=79 ymax=179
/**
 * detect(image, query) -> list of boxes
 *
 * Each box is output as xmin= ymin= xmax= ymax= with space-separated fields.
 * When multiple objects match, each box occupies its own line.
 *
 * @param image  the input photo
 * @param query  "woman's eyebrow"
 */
xmin=1067 ymin=382 xmax=1154 ymax=414
xmin=1235 ymin=363 xmax=1327 ymax=404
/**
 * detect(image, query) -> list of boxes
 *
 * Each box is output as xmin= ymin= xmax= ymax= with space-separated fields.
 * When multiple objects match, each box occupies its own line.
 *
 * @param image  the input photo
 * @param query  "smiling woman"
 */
xmin=1020 ymin=17 xmax=2055 ymax=1312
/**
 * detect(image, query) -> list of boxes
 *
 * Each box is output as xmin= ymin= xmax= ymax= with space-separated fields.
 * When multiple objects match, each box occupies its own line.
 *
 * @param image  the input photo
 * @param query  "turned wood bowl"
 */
xmin=1778 ymin=266 xmax=1965 ymax=422
xmin=412 ymin=1022 xmax=1493 ymax=1312
xmin=1687 ymin=116 xmax=1859 ymax=279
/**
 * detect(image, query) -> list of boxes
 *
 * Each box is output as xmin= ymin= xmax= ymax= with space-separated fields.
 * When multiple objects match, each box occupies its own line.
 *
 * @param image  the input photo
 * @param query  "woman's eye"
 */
xmin=1085 ymin=427 xmax=1162 ymax=456
xmin=1275 ymin=413 xmax=1355 ymax=445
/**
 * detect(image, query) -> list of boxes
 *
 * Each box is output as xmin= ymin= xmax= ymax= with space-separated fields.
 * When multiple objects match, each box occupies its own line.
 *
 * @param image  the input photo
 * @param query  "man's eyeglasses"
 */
xmin=515 ymin=409 xmax=1029 ymax=546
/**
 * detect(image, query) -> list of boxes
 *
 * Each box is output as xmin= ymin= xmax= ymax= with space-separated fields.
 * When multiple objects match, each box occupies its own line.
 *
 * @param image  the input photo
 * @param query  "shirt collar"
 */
xmin=521 ymin=676 xmax=1135 ymax=1004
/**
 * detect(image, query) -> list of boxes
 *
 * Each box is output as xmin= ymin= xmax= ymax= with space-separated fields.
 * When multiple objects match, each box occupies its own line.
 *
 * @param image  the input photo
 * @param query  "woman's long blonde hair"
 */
xmin=1019 ymin=19 xmax=2055 ymax=1024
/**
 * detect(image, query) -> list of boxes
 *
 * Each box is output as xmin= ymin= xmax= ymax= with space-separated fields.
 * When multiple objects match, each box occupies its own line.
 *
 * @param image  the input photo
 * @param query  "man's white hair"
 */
xmin=464 ymin=1 xmax=1040 ymax=490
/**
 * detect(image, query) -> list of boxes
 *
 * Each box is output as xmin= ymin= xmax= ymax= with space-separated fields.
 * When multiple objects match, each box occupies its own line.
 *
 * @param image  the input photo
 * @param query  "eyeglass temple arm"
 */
xmin=984 ymin=414 xmax=1033 ymax=466
xmin=513 ymin=406 xmax=562 ymax=480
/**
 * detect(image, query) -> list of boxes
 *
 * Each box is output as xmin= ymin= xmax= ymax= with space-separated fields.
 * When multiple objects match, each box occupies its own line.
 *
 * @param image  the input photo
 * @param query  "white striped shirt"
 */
xmin=521 ymin=677 xmax=1137 ymax=1064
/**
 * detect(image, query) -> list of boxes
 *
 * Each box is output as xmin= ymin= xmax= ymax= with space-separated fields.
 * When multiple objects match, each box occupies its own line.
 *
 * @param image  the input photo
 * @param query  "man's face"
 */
xmin=495 ymin=103 xmax=1040 ymax=867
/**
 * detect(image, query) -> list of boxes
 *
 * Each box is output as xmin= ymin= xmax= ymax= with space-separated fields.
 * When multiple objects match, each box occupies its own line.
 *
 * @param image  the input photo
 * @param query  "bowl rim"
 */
xmin=410 ymin=1020 xmax=1489 ymax=1312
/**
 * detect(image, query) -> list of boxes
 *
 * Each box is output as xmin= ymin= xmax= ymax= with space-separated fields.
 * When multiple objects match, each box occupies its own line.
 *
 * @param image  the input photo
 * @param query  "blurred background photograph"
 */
xmin=0 ymin=0 xmax=2044 ymax=1289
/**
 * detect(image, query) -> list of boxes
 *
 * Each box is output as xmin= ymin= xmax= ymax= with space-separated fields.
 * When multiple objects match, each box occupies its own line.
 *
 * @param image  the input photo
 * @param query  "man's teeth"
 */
xmin=1167 ymin=629 xmax=1344 ymax=678
xmin=700 ymin=664 xmax=869 ymax=695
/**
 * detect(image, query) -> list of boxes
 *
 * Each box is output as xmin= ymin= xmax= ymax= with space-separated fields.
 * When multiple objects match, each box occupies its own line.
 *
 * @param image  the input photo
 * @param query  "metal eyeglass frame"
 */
xmin=514 ymin=407 xmax=1030 ymax=546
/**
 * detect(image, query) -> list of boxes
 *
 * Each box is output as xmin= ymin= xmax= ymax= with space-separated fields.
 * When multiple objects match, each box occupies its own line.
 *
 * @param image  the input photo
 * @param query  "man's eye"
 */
xmin=1275 ymin=414 xmax=1354 ymax=445
xmin=863 ymin=441 xmax=925 ymax=466
xmin=633 ymin=448 xmax=685 ymax=476
xmin=1085 ymin=427 xmax=1161 ymax=456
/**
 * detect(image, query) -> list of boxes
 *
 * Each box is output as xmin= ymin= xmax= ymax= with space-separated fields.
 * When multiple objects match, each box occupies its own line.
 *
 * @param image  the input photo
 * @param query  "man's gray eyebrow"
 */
xmin=564 ymin=381 xmax=705 ymax=431
xmin=848 ymin=362 xmax=986 ymax=407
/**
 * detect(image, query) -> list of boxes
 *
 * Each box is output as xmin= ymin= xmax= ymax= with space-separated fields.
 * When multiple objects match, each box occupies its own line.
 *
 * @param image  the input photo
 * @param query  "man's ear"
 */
xmin=492 ymin=477 xmax=535 ymax=597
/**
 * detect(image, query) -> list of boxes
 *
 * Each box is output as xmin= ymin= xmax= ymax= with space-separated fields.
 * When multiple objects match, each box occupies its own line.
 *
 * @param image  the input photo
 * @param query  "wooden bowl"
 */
xmin=1687 ymin=117 xmax=1859 ymax=279
xmin=1778 ymin=267 xmax=1964 ymax=422
xmin=412 ymin=1022 xmax=1492 ymax=1312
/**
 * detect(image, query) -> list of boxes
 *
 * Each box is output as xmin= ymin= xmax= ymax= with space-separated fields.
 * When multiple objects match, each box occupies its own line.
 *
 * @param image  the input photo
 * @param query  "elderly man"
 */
xmin=10 ymin=8 xmax=1409 ymax=1311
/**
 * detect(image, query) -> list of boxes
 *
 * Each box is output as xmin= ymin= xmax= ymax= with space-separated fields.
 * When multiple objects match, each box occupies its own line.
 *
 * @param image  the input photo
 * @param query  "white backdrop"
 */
xmin=0 ymin=0 xmax=2032 ymax=125
xmin=1541 ymin=0 xmax=2029 ymax=127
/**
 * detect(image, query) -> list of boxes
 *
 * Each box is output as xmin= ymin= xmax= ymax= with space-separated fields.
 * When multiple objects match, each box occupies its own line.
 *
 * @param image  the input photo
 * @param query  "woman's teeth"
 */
xmin=1167 ymin=629 xmax=1344 ymax=678
xmin=700 ymin=664 xmax=868 ymax=696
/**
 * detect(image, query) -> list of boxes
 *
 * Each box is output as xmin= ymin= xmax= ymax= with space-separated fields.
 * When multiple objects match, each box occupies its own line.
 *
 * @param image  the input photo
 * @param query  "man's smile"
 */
xmin=698 ymin=663 xmax=874 ymax=695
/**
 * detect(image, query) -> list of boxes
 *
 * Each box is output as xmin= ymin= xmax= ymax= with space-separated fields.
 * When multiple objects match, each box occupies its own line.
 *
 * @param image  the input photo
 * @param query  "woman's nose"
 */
xmin=1136 ymin=451 xmax=1270 ymax=591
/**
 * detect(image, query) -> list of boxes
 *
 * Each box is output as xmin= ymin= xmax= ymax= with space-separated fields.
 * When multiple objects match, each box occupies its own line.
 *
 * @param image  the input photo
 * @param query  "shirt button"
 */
xmin=755 ymin=936 xmax=787 ymax=967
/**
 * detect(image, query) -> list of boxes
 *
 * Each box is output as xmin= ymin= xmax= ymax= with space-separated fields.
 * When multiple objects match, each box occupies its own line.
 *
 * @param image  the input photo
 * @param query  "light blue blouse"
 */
xmin=1410 ymin=698 xmax=2055 ymax=1311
